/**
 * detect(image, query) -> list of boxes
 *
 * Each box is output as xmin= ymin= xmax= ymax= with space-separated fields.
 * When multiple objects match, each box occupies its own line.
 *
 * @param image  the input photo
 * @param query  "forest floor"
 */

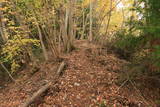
xmin=0 ymin=40 xmax=159 ymax=107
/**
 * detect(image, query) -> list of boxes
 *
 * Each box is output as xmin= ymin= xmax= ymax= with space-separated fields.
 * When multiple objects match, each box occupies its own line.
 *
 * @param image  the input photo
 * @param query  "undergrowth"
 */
xmin=0 ymin=37 xmax=40 ymax=73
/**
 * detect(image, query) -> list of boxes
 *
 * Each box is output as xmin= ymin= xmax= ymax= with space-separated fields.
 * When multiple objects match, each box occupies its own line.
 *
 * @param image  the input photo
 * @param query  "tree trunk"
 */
xmin=104 ymin=0 xmax=112 ymax=36
xmin=36 ymin=24 xmax=49 ymax=61
xmin=68 ymin=0 xmax=74 ymax=51
xmin=81 ymin=6 xmax=85 ymax=40
xmin=64 ymin=3 xmax=69 ymax=52
xmin=0 ymin=3 xmax=7 ymax=42
xmin=89 ymin=0 xmax=93 ymax=42
xmin=63 ymin=0 xmax=74 ymax=53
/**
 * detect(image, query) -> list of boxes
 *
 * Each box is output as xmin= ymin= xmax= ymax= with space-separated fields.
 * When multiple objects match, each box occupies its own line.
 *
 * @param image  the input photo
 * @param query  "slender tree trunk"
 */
xmin=0 ymin=3 xmax=7 ymax=42
xmin=58 ymin=27 xmax=61 ymax=53
xmin=81 ymin=7 xmax=85 ymax=40
xmin=53 ymin=20 xmax=57 ymax=44
xmin=68 ymin=0 xmax=74 ymax=51
xmin=89 ymin=0 xmax=93 ymax=42
xmin=30 ymin=9 xmax=49 ymax=61
xmin=64 ymin=3 xmax=69 ymax=52
xmin=121 ymin=7 xmax=125 ymax=29
xmin=36 ymin=24 xmax=49 ymax=61
xmin=104 ymin=0 xmax=112 ymax=36
xmin=0 ymin=62 xmax=15 ymax=82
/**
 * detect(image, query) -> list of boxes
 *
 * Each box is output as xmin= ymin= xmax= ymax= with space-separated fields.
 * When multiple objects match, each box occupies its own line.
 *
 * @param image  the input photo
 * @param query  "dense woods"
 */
xmin=0 ymin=0 xmax=160 ymax=106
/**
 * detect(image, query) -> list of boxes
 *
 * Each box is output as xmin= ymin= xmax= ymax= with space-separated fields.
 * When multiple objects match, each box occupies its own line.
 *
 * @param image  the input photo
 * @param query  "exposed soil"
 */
xmin=0 ymin=40 xmax=159 ymax=107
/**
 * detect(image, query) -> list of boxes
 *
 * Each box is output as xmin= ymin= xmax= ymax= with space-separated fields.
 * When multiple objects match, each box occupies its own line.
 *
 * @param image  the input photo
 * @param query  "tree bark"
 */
xmin=36 ymin=24 xmax=49 ymax=61
xmin=81 ymin=6 xmax=85 ymax=40
xmin=0 ymin=3 xmax=7 ymax=42
xmin=89 ymin=0 xmax=93 ymax=42
xmin=104 ymin=0 xmax=113 ymax=36
xmin=64 ymin=2 xmax=69 ymax=52
xmin=21 ymin=83 xmax=51 ymax=107
xmin=64 ymin=0 xmax=75 ymax=52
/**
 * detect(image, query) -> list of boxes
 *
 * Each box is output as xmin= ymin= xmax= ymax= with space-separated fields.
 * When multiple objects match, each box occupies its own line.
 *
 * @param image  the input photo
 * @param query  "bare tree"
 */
xmin=104 ymin=0 xmax=113 ymax=36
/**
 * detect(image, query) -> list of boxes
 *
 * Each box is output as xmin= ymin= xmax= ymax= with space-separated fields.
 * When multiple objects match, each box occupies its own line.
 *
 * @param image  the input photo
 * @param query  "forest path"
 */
xmin=0 ymin=40 xmax=152 ymax=107
xmin=39 ymin=40 xmax=140 ymax=106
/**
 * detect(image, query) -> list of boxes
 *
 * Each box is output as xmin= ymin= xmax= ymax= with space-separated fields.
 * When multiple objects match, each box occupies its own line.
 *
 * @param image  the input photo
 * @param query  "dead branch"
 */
xmin=0 ymin=62 xmax=15 ymax=82
xmin=21 ymin=61 xmax=66 ymax=107
xmin=57 ymin=61 xmax=66 ymax=75
xmin=21 ymin=83 xmax=51 ymax=107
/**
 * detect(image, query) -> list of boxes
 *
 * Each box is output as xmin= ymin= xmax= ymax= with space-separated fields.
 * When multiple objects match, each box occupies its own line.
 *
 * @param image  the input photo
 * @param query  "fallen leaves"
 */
xmin=0 ymin=40 xmax=156 ymax=107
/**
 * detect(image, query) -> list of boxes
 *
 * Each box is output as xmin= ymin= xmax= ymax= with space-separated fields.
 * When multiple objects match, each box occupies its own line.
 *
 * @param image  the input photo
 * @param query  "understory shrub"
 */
xmin=114 ymin=29 xmax=160 ymax=72
xmin=0 ymin=37 xmax=40 ymax=73
xmin=150 ymin=45 xmax=160 ymax=72
xmin=112 ymin=29 xmax=145 ymax=59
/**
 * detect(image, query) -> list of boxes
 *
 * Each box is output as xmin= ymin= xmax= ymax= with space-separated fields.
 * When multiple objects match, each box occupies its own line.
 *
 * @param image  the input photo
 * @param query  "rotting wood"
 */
xmin=21 ymin=82 xmax=51 ymax=107
xmin=21 ymin=61 xmax=66 ymax=107
xmin=57 ymin=61 xmax=66 ymax=75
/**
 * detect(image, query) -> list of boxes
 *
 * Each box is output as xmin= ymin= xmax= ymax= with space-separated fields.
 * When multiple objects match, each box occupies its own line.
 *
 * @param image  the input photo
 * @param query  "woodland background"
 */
xmin=0 ymin=0 xmax=160 ymax=106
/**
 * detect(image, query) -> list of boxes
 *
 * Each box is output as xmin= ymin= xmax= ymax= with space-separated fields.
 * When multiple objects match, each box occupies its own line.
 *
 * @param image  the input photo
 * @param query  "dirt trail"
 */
xmin=42 ymin=41 xmax=130 ymax=106
xmin=0 ymin=40 xmax=157 ymax=107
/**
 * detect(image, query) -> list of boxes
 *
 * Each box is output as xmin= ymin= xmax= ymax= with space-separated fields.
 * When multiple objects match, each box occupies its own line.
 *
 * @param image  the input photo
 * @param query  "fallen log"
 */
xmin=21 ymin=82 xmax=51 ymax=107
xmin=21 ymin=61 xmax=66 ymax=107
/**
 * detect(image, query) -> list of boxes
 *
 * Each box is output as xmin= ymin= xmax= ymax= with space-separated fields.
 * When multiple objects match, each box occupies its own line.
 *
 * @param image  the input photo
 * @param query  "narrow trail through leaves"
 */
xmin=0 ymin=40 xmax=156 ymax=107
